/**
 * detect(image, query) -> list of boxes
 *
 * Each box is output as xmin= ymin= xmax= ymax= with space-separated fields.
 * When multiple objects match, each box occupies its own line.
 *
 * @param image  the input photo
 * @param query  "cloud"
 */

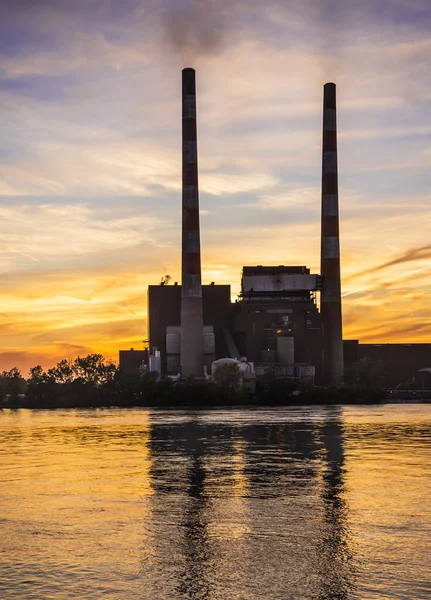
xmin=0 ymin=141 xmax=182 ymax=197
xmin=0 ymin=0 xmax=430 ymax=370
xmin=255 ymin=187 xmax=320 ymax=212
xmin=0 ymin=201 xmax=170 ymax=277
xmin=350 ymin=244 xmax=431 ymax=281
xmin=201 ymin=171 xmax=277 ymax=195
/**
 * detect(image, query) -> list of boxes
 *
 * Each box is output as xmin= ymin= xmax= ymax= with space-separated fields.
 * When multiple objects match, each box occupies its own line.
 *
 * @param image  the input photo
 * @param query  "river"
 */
xmin=0 ymin=405 xmax=430 ymax=599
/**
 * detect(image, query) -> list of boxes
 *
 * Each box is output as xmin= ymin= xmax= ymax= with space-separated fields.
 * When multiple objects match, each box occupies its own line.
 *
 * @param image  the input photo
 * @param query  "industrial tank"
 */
xmin=211 ymin=358 xmax=241 ymax=375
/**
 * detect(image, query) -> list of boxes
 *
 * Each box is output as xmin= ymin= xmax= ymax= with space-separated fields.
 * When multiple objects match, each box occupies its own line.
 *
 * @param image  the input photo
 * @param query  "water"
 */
xmin=0 ymin=405 xmax=430 ymax=599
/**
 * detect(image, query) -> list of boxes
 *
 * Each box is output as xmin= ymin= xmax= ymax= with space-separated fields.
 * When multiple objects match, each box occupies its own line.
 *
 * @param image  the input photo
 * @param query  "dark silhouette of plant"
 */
xmin=344 ymin=357 xmax=385 ymax=392
xmin=47 ymin=359 xmax=74 ymax=384
xmin=0 ymin=368 xmax=26 ymax=405
xmin=73 ymin=354 xmax=117 ymax=386
xmin=213 ymin=363 xmax=242 ymax=400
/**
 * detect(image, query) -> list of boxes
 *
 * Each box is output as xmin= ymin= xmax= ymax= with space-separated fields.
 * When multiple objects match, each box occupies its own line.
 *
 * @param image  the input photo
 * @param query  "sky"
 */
xmin=0 ymin=0 xmax=430 ymax=374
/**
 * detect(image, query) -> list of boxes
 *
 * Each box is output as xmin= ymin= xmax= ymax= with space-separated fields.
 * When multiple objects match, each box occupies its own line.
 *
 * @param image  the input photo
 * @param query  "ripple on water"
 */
xmin=0 ymin=405 xmax=430 ymax=599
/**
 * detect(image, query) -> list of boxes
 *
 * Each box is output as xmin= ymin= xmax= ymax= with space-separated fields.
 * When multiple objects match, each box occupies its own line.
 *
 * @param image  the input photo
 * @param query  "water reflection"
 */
xmin=146 ymin=408 xmax=355 ymax=599
xmin=1 ymin=406 xmax=429 ymax=600
xmin=177 ymin=431 xmax=212 ymax=599
xmin=317 ymin=409 xmax=354 ymax=600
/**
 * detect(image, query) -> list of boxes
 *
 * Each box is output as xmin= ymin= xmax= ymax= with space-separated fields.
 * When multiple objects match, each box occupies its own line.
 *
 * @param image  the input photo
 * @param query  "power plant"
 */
xmin=147 ymin=68 xmax=344 ymax=387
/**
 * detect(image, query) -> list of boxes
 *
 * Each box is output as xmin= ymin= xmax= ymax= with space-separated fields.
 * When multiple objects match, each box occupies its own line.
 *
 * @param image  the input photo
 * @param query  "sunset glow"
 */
xmin=1 ymin=0 xmax=430 ymax=373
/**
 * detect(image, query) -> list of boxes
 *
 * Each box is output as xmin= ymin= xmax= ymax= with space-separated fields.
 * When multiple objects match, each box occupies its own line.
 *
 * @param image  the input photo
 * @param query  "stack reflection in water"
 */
xmin=0 ymin=406 xmax=430 ymax=599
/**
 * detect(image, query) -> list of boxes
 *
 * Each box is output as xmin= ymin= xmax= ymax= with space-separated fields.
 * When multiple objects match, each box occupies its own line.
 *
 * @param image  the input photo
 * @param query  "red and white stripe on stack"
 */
xmin=320 ymin=83 xmax=344 ymax=386
xmin=180 ymin=68 xmax=205 ymax=378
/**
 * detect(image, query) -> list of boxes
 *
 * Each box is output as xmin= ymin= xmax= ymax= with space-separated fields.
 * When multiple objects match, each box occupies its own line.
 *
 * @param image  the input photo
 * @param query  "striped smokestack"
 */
xmin=320 ymin=82 xmax=343 ymax=386
xmin=180 ymin=67 xmax=205 ymax=378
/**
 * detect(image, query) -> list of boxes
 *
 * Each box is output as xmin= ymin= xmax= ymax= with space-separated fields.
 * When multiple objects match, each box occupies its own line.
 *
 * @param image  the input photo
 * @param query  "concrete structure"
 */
xmin=181 ymin=67 xmax=205 ymax=378
xmin=148 ymin=268 xmax=321 ymax=384
xmin=320 ymin=83 xmax=343 ymax=387
xmin=119 ymin=349 xmax=148 ymax=372
xmin=166 ymin=325 xmax=215 ymax=375
xmin=142 ymin=74 xmax=431 ymax=391
xmin=146 ymin=74 xmax=334 ymax=384
xmin=148 ymin=283 xmax=232 ymax=376
xmin=149 ymin=349 xmax=161 ymax=380
xmin=232 ymin=266 xmax=322 ymax=382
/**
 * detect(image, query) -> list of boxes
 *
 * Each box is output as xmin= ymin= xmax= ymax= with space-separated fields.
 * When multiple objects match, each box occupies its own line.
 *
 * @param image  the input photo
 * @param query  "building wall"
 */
xmin=343 ymin=340 xmax=359 ymax=369
xmin=343 ymin=340 xmax=431 ymax=388
xmin=148 ymin=285 xmax=181 ymax=373
xmin=119 ymin=349 xmax=148 ymax=372
xmin=148 ymin=284 xmax=231 ymax=375
xmin=359 ymin=344 xmax=431 ymax=388
xmin=232 ymin=300 xmax=322 ymax=381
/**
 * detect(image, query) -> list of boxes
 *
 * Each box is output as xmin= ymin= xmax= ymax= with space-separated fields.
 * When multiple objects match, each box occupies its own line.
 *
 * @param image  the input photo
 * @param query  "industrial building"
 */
xmin=147 ymin=282 xmax=231 ymax=376
xmin=344 ymin=341 xmax=431 ymax=390
xmin=232 ymin=266 xmax=322 ymax=381
xmin=143 ymin=69 xmax=344 ymax=386
xmin=147 ymin=265 xmax=322 ymax=382
xmin=128 ymin=68 xmax=431 ymax=390
xmin=119 ymin=349 xmax=148 ymax=372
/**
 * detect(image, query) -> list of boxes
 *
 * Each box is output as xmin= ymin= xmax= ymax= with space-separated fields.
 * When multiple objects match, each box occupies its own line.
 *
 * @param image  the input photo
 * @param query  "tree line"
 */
xmin=0 ymin=354 xmax=387 ymax=409
xmin=0 ymin=355 xmax=117 ymax=408
xmin=0 ymin=354 xmax=249 ymax=408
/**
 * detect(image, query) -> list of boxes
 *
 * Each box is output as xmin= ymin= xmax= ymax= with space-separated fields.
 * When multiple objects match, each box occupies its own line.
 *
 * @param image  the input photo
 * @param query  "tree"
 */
xmin=213 ymin=363 xmax=242 ymax=397
xmin=47 ymin=359 xmax=74 ymax=384
xmin=2 ymin=367 xmax=22 ymax=380
xmin=344 ymin=357 xmax=385 ymax=392
xmin=0 ymin=368 xmax=26 ymax=404
xmin=27 ymin=366 xmax=57 ymax=406
xmin=139 ymin=371 xmax=160 ymax=404
xmin=73 ymin=354 xmax=117 ymax=386
xmin=28 ymin=365 xmax=51 ymax=385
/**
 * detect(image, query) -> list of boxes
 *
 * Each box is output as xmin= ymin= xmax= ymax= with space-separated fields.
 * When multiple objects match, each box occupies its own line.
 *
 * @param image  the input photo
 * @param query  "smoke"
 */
xmin=158 ymin=0 xmax=358 ymax=70
xmin=161 ymin=0 xmax=231 ymax=61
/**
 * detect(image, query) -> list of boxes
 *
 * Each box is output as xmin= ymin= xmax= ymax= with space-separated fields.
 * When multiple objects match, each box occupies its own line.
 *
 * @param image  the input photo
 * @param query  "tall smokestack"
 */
xmin=180 ymin=67 xmax=205 ymax=378
xmin=320 ymin=83 xmax=343 ymax=386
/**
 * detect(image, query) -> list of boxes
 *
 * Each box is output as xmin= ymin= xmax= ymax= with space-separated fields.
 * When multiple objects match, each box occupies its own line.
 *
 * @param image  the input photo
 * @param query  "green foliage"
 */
xmin=213 ymin=363 xmax=242 ymax=397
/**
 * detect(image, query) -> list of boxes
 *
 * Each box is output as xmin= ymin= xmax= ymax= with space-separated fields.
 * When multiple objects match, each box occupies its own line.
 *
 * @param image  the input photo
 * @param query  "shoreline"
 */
xmin=1 ymin=398 xmax=430 ymax=410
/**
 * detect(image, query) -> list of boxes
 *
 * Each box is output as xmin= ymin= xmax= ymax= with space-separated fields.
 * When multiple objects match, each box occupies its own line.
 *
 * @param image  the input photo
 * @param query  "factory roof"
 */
xmin=242 ymin=266 xmax=310 ymax=275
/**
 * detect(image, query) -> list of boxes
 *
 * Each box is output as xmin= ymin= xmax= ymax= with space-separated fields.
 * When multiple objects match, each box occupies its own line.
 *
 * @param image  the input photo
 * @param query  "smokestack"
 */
xmin=180 ymin=67 xmax=205 ymax=378
xmin=320 ymin=83 xmax=343 ymax=386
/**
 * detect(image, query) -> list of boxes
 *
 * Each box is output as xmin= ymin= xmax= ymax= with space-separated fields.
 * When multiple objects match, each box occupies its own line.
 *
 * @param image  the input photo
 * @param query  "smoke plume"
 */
xmin=161 ymin=0 xmax=230 ymax=61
